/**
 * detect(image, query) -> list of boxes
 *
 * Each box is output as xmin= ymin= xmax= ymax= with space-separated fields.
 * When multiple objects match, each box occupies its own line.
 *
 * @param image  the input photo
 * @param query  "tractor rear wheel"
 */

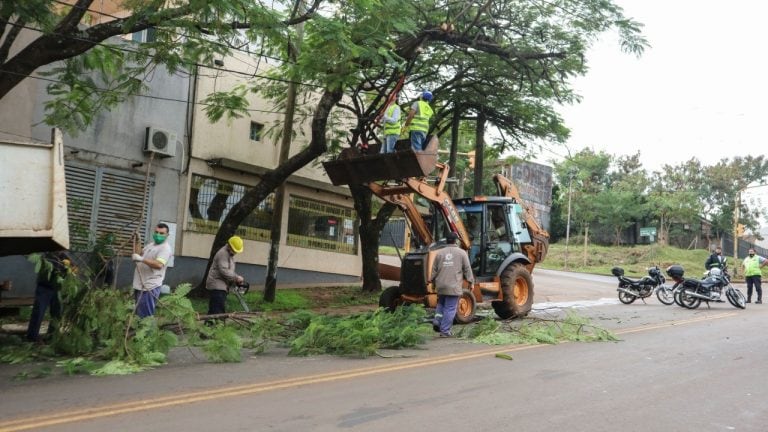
xmin=379 ymin=285 xmax=402 ymax=312
xmin=454 ymin=289 xmax=477 ymax=324
xmin=492 ymin=263 xmax=534 ymax=319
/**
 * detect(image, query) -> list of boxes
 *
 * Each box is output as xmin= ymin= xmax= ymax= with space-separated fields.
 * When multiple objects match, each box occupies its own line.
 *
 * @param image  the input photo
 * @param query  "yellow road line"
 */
xmin=0 ymin=311 xmax=736 ymax=431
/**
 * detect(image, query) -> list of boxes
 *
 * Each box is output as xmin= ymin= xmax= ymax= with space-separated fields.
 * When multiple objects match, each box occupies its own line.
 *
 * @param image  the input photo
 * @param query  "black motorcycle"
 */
xmin=666 ymin=265 xmax=746 ymax=310
xmin=612 ymin=266 xmax=674 ymax=305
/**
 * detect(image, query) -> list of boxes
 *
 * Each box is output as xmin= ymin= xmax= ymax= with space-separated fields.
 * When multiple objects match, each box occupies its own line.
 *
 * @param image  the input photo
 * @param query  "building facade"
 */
xmin=0 ymin=34 xmax=361 ymax=298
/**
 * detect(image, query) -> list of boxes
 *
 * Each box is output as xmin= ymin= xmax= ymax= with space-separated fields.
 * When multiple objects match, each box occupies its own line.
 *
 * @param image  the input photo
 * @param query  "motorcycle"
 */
xmin=666 ymin=265 xmax=746 ymax=310
xmin=611 ymin=266 xmax=674 ymax=305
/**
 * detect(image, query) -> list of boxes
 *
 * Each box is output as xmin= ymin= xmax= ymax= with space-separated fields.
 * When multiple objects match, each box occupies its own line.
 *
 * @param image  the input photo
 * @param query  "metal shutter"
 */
xmin=64 ymin=165 xmax=97 ymax=250
xmin=64 ymin=164 xmax=153 ymax=253
xmin=96 ymin=170 xmax=152 ymax=254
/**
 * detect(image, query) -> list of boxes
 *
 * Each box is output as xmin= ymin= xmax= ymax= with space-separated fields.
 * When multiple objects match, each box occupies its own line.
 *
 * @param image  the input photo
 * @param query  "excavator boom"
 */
xmin=493 ymin=174 xmax=550 ymax=265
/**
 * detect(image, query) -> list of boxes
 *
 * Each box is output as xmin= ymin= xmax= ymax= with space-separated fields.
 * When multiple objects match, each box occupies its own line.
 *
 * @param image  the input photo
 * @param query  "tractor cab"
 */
xmin=440 ymin=198 xmax=531 ymax=278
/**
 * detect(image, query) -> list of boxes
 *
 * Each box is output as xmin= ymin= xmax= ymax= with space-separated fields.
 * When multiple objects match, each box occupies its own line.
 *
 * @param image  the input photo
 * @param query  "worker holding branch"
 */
xmin=402 ymin=91 xmax=434 ymax=152
xmin=132 ymin=223 xmax=172 ymax=318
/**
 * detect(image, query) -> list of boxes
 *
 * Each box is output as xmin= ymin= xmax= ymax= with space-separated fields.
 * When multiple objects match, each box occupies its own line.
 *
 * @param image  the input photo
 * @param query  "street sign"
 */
xmin=640 ymin=227 xmax=657 ymax=237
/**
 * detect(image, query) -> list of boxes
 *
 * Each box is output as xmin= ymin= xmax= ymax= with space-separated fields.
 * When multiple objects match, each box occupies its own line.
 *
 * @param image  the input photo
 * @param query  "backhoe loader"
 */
xmin=323 ymin=136 xmax=549 ymax=321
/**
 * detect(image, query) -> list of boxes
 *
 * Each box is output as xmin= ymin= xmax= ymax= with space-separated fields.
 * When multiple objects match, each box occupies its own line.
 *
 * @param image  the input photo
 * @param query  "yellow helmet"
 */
xmin=227 ymin=236 xmax=244 ymax=254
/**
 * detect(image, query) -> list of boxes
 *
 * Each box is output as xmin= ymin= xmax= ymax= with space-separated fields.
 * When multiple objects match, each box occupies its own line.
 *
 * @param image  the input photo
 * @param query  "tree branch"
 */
xmin=0 ymin=17 xmax=23 ymax=64
xmin=53 ymin=0 xmax=95 ymax=33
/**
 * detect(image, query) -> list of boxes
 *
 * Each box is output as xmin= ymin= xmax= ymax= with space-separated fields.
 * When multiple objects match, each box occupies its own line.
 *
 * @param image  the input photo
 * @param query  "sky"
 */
xmin=550 ymin=0 xmax=768 ymax=175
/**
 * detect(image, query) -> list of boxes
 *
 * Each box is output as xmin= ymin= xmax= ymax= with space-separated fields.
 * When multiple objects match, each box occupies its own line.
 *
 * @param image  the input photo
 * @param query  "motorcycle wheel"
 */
xmin=618 ymin=290 xmax=637 ymax=304
xmin=679 ymin=288 xmax=701 ymax=309
xmin=726 ymin=287 xmax=747 ymax=309
xmin=672 ymin=284 xmax=685 ymax=307
xmin=656 ymin=286 xmax=675 ymax=305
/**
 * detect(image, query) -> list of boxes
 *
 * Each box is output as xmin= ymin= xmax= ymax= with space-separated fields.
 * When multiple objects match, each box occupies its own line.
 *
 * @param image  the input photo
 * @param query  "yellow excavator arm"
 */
xmin=493 ymin=174 xmax=550 ymax=266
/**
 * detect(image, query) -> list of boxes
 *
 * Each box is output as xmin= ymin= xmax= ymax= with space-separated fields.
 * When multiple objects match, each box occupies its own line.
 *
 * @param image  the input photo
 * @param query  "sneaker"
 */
xmin=757 ymin=300 xmax=762 ymax=304
xmin=432 ymin=323 xmax=440 ymax=333
xmin=747 ymin=299 xmax=752 ymax=303
xmin=439 ymin=332 xmax=453 ymax=338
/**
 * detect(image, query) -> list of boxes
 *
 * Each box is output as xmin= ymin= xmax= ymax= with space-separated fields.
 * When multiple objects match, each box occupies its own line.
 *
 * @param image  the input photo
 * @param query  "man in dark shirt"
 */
xmin=26 ymin=250 xmax=73 ymax=342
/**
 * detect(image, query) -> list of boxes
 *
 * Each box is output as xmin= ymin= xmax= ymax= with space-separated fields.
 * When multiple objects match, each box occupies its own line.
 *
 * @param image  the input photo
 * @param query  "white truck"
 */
xmin=0 ymin=128 xmax=70 ymax=256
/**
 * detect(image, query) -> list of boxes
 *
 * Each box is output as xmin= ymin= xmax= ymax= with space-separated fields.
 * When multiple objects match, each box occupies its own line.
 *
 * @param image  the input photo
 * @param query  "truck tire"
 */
xmin=379 ymin=286 xmax=402 ymax=312
xmin=454 ymin=289 xmax=476 ymax=324
xmin=492 ymin=263 xmax=534 ymax=319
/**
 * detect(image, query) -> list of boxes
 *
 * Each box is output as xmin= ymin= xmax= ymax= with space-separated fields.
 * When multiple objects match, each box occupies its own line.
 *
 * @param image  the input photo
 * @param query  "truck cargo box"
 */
xmin=0 ymin=129 xmax=70 ymax=256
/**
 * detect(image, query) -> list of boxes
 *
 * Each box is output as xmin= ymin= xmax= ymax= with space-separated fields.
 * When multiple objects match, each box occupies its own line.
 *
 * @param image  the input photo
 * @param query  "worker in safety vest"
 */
xmin=380 ymin=100 xmax=401 ymax=153
xmin=402 ymin=91 xmax=434 ymax=152
xmin=743 ymin=248 xmax=768 ymax=303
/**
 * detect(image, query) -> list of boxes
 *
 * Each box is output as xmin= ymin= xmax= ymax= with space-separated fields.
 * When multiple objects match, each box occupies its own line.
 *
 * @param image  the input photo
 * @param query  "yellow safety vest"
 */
xmin=409 ymin=100 xmax=433 ymax=133
xmin=744 ymin=256 xmax=762 ymax=277
xmin=383 ymin=104 xmax=401 ymax=135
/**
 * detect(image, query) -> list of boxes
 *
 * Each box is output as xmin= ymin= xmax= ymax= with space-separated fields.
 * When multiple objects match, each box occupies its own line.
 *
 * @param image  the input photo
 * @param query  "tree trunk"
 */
xmin=350 ymin=184 xmax=397 ymax=292
xmin=658 ymin=213 xmax=669 ymax=246
xmin=198 ymin=88 xmax=343 ymax=292
xmin=447 ymin=105 xmax=460 ymax=197
xmin=473 ymin=110 xmax=486 ymax=196
xmin=583 ymin=224 xmax=589 ymax=267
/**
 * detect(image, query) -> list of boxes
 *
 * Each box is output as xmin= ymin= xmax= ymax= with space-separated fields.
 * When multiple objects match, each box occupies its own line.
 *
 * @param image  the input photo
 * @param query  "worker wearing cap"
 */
xmin=206 ymin=236 xmax=245 ymax=316
xmin=402 ymin=91 xmax=434 ymax=152
xmin=430 ymin=232 xmax=474 ymax=337
xmin=132 ymin=223 xmax=173 ymax=318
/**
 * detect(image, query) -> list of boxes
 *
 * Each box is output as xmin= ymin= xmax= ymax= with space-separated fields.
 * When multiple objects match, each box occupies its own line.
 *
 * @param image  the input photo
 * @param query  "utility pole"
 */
xmin=264 ymin=2 xmax=303 ymax=302
xmin=564 ymin=171 xmax=574 ymax=270
xmin=733 ymin=191 xmax=740 ymax=276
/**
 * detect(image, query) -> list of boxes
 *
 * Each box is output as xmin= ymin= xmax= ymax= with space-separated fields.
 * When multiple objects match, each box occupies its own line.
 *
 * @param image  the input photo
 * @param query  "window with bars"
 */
xmin=287 ymin=196 xmax=357 ymax=255
xmin=187 ymin=174 xmax=273 ymax=242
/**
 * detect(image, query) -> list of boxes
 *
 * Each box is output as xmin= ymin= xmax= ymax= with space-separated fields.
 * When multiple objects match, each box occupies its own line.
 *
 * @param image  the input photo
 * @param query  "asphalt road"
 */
xmin=1 ymin=270 xmax=766 ymax=432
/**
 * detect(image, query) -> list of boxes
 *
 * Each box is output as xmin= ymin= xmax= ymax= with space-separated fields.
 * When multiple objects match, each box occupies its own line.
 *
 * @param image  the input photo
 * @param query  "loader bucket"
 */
xmin=322 ymin=136 xmax=439 ymax=186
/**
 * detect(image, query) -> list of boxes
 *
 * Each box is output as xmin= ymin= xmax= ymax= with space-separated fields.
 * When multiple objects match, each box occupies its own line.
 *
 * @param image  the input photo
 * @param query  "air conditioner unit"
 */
xmin=144 ymin=127 xmax=177 ymax=157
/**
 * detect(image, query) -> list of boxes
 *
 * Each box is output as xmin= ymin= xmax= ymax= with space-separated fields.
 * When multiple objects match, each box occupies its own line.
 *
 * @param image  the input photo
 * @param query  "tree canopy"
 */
xmin=3 ymin=0 xmax=650 ymax=292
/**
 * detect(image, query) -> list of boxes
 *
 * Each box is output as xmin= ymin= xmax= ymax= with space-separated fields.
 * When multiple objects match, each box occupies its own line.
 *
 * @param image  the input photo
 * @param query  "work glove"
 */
xmin=132 ymin=253 xmax=144 ymax=262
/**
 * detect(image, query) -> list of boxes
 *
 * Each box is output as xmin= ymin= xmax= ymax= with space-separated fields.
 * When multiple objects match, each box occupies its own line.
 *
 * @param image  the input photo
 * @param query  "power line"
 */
xmin=0 ymin=68 xmax=340 ymax=119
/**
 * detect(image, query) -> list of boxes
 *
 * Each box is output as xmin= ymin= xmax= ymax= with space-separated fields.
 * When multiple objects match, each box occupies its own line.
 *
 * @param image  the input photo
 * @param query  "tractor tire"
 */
xmin=491 ymin=263 xmax=534 ymax=319
xmin=379 ymin=285 xmax=402 ymax=312
xmin=454 ymin=289 xmax=477 ymax=324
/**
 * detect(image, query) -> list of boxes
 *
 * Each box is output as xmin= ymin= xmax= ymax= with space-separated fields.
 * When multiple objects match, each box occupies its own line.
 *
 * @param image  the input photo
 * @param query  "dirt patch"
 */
xmin=296 ymin=285 xmax=380 ymax=314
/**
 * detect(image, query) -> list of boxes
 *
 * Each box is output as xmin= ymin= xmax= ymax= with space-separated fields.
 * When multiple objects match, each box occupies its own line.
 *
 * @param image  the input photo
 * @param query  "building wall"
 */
xmin=0 ymin=40 xmax=363 ymax=298
xmin=181 ymin=52 xmax=363 ymax=282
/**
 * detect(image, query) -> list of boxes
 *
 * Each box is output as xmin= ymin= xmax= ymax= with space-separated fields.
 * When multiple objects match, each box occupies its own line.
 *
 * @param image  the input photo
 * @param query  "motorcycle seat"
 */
xmin=618 ymin=275 xmax=656 ymax=287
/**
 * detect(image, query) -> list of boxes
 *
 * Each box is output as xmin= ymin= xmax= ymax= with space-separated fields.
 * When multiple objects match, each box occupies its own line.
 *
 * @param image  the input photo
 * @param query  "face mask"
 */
xmin=749 ymin=253 xmax=755 ymax=257
xmin=153 ymin=233 xmax=167 ymax=244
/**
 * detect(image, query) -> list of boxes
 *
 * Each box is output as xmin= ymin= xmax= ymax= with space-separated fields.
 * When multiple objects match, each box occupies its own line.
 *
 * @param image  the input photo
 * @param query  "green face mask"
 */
xmin=153 ymin=233 xmax=167 ymax=244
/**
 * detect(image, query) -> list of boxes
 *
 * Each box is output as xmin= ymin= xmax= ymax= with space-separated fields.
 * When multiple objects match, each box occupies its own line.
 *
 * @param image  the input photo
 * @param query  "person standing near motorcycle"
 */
xmin=742 ymin=248 xmax=768 ymax=304
xmin=705 ymin=246 xmax=727 ymax=271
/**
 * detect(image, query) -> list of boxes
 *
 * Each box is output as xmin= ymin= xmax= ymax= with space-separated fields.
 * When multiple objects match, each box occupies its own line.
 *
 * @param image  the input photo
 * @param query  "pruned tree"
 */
xmin=3 ymin=0 xmax=647 ymax=295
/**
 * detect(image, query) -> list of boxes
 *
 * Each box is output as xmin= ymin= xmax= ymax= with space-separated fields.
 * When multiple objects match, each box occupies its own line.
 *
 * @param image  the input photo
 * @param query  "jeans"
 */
xmin=134 ymin=287 xmax=161 ymax=318
xmin=26 ymin=284 xmax=61 ymax=342
xmin=381 ymin=134 xmax=398 ymax=153
xmin=410 ymin=131 xmax=426 ymax=151
xmin=433 ymin=295 xmax=459 ymax=335
xmin=746 ymin=275 xmax=762 ymax=301
xmin=208 ymin=289 xmax=228 ymax=315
